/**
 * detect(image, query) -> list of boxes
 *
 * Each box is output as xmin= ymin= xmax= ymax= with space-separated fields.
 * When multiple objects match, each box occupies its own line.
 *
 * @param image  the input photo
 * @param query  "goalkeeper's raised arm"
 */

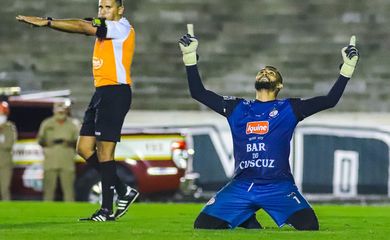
xmin=179 ymin=26 xmax=229 ymax=116
xmin=290 ymin=36 xmax=360 ymax=120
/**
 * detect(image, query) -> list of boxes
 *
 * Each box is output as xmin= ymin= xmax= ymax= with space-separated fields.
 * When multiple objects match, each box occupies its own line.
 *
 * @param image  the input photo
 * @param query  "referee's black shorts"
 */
xmin=80 ymin=84 xmax=131 ymax=142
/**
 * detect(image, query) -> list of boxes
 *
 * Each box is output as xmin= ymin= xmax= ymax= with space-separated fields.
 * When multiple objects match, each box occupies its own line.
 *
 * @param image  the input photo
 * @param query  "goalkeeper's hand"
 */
xmin=179 ymin=25 xmax=198 ymax=66
xmin=340 ymin=35 xmax=359 ymax=78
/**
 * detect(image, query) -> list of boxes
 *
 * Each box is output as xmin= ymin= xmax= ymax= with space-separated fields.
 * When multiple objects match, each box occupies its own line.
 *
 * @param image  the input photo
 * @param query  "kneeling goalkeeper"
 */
xmin=179 ymin=26 xmax=359 ymax=230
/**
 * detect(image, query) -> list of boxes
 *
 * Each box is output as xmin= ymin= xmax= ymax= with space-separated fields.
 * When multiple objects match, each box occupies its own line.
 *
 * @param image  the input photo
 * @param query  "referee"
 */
xmin=179 ymin=27 xmax=359 ymax=230
xmin=17 ymin=0 xmax=139 ymax=221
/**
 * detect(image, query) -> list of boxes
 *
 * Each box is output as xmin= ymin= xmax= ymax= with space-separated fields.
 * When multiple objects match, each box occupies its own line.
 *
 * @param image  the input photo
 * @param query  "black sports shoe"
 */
xmin=79 ymin=208 xmax=115 ymax=222
xmin=114 ymin=186 xmax=139 ymax=219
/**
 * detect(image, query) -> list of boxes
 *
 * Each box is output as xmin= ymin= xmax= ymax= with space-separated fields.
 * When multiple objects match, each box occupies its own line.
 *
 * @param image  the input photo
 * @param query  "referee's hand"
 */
xmin=179 ymin=24 xmax=198 ymax=66
xmin=16 ymin=15 xmax=49 ymax=27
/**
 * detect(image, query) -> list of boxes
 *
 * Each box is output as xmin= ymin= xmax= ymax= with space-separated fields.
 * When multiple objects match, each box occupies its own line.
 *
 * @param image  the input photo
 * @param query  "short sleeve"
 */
xmin=105 ymin=20 xmax=131 ymax=39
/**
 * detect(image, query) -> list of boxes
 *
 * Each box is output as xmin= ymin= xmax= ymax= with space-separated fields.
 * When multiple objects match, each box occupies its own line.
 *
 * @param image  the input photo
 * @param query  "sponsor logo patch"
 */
xmin=246 ymin=121 xmax=269 ymax=135
xmin=93 ymin=57 xmax=104 ymax=69
xmin=269 ymin=109 xmax=279 ymax=118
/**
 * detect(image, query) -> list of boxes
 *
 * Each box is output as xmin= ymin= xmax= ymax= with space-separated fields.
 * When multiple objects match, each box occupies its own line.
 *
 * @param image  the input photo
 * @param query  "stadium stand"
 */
xmin=1 ymin=0 xmax=390 ymax=116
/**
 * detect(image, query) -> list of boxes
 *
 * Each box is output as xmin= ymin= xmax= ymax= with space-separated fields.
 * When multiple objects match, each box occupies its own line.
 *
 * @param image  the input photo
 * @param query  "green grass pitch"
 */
xmin=0 ymin=202 xmax=389 ymax=240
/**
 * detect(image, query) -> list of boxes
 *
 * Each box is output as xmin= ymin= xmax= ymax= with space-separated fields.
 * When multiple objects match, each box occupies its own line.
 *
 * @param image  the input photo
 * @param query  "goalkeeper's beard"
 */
xmin=255 ymin=80 xmax=279 ymax=91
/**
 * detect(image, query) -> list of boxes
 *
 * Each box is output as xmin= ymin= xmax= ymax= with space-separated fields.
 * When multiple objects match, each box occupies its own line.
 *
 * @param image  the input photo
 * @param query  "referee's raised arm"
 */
xmin=16 ymin=15 xmax=97 ymax=36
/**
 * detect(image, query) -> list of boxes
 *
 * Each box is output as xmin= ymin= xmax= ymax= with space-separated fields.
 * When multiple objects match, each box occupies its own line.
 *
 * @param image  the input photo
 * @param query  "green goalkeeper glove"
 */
xmin=340 ymin=35 xmax=359 ymax=78
xmin=179 ymin=24 xmax=198 ymax=66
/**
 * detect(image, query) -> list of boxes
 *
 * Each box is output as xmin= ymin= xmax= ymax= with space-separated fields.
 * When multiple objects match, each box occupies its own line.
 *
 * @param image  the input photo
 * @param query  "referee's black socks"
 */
xmin=100 ymin=160 xmax=117 ymax=211
xmin=86 ymin=153 xmax=127 ymax=197
xmin=86 ymin=152 xmax=100 ymax=171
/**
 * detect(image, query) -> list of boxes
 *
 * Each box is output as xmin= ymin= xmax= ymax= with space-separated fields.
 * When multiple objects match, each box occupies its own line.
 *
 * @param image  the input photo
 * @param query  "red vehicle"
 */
xmin=2 ymin=88 xmax=196 ymax=201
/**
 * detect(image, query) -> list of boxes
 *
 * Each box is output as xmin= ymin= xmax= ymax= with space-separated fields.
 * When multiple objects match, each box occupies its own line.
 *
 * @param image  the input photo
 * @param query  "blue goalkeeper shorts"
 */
xmin=201 ymin=179 xmax=312 ymax=228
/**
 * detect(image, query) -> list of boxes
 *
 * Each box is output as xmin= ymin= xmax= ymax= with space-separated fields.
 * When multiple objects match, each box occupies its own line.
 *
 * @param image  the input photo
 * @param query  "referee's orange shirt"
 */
xmin=92 ymin=17 xmax=135 ymax=87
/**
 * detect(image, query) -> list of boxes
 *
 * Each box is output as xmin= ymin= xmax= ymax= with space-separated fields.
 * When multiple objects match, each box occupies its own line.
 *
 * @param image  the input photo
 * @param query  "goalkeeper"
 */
xmin=179 ymin=26 xmax=359 ymax=230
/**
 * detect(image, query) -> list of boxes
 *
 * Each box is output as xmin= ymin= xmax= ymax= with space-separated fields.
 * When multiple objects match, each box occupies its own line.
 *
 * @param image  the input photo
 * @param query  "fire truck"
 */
xmin=1 ymin=87 xmax=198 ymax=201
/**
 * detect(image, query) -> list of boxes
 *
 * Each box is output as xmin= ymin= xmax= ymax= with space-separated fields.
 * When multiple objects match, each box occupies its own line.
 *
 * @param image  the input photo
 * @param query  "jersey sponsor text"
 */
xmin=239 ymin=159 xmax=275 ymax=169
xmin=246 ymin=142 xmax=266 ymax=152
xmin=246 ymin=121 xmax=269 ymax=135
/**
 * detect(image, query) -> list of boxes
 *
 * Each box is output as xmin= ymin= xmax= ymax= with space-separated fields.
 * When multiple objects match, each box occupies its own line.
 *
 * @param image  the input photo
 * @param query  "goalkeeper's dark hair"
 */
xmin=265 ymin=66 xmax=283 ymax=84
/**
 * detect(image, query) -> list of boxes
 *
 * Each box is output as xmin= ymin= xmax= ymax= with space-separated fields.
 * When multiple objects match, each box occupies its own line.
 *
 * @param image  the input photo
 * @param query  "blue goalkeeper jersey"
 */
xmin=185 ymin=65 xmax=350 ymax=184
xmin=227 ymin=98 xmax=297 ymax=183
